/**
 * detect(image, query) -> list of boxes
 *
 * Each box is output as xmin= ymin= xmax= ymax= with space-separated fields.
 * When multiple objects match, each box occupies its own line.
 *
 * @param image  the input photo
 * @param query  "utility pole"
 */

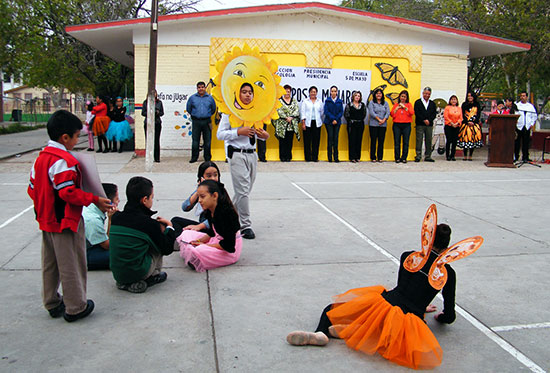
xmin=0 ymin=70 xmax=4 ymax=122
xmin=145 ymin=0 xmax=159 ymax=172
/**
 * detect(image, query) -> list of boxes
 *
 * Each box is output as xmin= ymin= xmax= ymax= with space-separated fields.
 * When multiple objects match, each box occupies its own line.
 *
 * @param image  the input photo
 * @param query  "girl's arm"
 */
xmin=181 ymin=190 xmax=198 ymax=212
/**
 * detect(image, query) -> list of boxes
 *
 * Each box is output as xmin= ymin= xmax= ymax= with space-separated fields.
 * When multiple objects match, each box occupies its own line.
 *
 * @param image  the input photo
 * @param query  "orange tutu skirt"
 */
xmin=327 ymin=285 xmax=442 ymax=369
xmin=93 ymin=116 xmax=110 ymax=136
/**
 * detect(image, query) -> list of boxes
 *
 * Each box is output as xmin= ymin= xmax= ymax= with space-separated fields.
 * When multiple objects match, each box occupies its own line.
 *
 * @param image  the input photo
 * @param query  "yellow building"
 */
xmin=68 ymin=2 xmax=529 ymax=160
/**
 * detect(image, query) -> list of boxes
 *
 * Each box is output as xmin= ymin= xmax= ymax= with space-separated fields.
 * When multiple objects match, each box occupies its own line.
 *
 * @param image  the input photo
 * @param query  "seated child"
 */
xmin=176 ymin=180 xmax=242 ymax=272
xmin=28 ymin=110 xmax=112 ymax=322
xmin=171 ymin=161 xmax=220 ymax=237
xmin=286 ymin=205 xmax=483 ymax=370
xmin=82 ymin=183 xmax=119 ymax=270
xmin=109 ymin=176 xmax=175 ymax=293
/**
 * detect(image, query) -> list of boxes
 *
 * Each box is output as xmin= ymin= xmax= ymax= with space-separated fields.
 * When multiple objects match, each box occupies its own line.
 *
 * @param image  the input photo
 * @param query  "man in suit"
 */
xmin=414 ymin=87 xmax=437 ymax=162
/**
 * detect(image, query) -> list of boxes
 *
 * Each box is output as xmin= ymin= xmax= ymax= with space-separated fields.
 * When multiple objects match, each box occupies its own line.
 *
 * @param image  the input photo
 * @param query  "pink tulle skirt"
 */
xmin=177 ymin=229 xmax=242 ymax=272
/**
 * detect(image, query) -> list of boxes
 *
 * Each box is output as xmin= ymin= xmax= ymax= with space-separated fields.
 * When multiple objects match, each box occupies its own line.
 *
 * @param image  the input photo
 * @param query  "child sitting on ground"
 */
xmin=176 ymin=180 xmax=242 ymax=272
xmin=109 ymin=176 xmax=176 ymax=293
xmin=28 ymin=110 xmax=112 ymax=322
xmin=82 ymin=183 xmax=119 ymax=270
xmin=171 ymin=161 xmax=220 ymax=237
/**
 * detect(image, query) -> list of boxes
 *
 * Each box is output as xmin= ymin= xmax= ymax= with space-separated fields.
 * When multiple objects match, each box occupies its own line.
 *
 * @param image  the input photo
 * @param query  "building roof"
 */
xmin=67 ymin=2 xmax=530 ymax=68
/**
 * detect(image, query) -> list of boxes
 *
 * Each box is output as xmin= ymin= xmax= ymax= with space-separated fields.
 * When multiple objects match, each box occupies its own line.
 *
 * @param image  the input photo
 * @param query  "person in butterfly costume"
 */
xmin=286 ymin=204 xmax=483 ymax=370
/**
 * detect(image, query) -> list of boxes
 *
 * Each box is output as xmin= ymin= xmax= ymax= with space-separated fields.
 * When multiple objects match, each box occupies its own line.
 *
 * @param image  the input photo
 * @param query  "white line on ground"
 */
xmin=296 ymin=179 xmax=550 ymax=185
xmin=492 ymin=322 xmax=550 ymax=332
xmin=291 ymin=181 xmax=546 ymax=373
xmin=0 ymin=205 xmax=33 ymax=229
xmin=296 ymin=181 xmax=385 ymax=185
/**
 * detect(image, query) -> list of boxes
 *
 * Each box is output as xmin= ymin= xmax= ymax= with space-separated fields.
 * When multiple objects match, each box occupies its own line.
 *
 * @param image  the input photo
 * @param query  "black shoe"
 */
xmin=117 ymin=280 xmax=148 ymax=293
xmin=145 ymin=272 xmax=167 ymax=287
xmin=328 ymin=159 xmax=332 ymax=163
xmin=241 ymin=228 xmax=255 ymax=239
xmin=402 ymin=159 xmax=407 ymax=164
xmin=189 ymin=159 xmax=198 ymax=164
xmin=96 ymin=148 xmax=103 ymax=153
xmin=118 ymin=148 xmax=123 ymax=153
xmin=102 ymin=148 xmax=109 ymax=153
xmin=451 ymin=157 xmax=456 ymax=161
xmin=48 ymin=301 xmax=65 ymax=318
xmin=425 ymin=158 xmax=435 ymax=162
xmin=334 ymin=159 xmax=339 ymax=163
xmin=87 ymin=148 xmax=94 ymax=152
xmin=395 ymin=159 xmax=401 ymax=163
xmin=414 ymin=158 xmax=420 ymax=162
xmin=63 ymin=300 xmax=94 ymax=322
xmin=259 ymin=159 xmax=267 ymax=163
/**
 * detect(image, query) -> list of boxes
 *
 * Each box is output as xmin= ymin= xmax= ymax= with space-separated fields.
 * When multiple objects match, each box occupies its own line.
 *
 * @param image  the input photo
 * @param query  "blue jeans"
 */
xmin=325 ymin=123 xmax=341 ymax=161
xmin=87 ymin=244 xmax=110 ymax=271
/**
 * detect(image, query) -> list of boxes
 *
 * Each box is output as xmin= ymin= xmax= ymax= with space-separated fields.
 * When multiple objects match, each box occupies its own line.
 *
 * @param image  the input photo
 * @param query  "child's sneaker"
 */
xmin=145 ymin=272 xmax=167 ymax=287
xmin=117 ymin=280 xmax=148 ymax=293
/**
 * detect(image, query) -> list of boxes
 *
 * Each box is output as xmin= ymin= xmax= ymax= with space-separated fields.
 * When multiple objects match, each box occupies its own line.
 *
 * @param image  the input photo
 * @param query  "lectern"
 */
xmin=485 ymin=114 xmax=519 ymax=168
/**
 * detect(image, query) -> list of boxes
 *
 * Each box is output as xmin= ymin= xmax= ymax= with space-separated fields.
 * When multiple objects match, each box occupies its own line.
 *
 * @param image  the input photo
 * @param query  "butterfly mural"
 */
xmin=385 ymin=92 xmax=400 ymax=104
xmin=375 ymin=63 xmax=408 ymax=89
xmin=367 ymin=84 xmax=387 ymax=102
xmin=403 ymin=204 xmax=483 ymax=290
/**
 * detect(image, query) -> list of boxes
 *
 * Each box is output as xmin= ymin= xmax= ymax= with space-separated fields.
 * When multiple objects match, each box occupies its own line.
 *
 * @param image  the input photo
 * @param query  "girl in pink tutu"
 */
xmin=176 ymin=180 xmax=242 ymax=272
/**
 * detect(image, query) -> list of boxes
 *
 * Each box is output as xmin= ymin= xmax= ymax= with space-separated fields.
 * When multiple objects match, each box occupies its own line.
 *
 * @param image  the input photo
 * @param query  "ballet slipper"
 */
xmin=328 ymin=324 xmax=346 ymax=339
xmin=286 ymin=331 xmax=328 ymax=346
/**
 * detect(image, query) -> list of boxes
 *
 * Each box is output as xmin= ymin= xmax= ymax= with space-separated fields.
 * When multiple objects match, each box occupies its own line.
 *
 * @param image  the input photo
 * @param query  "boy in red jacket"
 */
xmin=28 ymin=110 xmax=112 ymax=322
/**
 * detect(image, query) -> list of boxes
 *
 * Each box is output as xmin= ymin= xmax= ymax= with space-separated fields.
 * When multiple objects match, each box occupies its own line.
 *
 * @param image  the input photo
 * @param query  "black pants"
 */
xmin=369 ymin=126 xmax=386 ymax=161
xmin=348 ymin=121 xmax=364 ymax=161
xmin=315 ymin=304 xmax=335 ymax=337
xmin=257 ymin=124 xmax=267 ymax=161
xmin=444 ymin=126 xmax=459 ymax=159
xmin=191 ymin=118 xmax=212 ymax=161
xmin=325 ymin=123 xmax=341 ymax=161
xmin=97 ymin=134 xmax=108 ymax=151
xmin=303 ymin=122 xmax=321 ymax=161
xmin=514 ymin=127 xmax=530 ymax=161
xmin=144 ymin=122 xmax=162 ymax=162
xmin=464 ymin=148 xmax=474 ymax=157
xmin=392 ymin=122 xmax=411 ymax=160
xmin=278 ymin=131 xmax=294 ymax=161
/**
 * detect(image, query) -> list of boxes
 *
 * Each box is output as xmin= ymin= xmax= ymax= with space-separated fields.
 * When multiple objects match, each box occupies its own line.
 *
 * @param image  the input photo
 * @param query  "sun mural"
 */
xmin=212 ymin=44 xmax=285 ymax=128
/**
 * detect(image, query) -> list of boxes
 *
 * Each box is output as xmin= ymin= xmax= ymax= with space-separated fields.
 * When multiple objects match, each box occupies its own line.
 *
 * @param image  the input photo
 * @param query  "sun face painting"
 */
xmin=212 ymin=44 xmax=285 ymax=128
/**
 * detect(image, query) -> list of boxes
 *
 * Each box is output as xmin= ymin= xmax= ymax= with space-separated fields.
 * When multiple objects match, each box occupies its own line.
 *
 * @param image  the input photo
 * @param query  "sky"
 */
xmin=194 ymin=0 xmax=342 ymax=12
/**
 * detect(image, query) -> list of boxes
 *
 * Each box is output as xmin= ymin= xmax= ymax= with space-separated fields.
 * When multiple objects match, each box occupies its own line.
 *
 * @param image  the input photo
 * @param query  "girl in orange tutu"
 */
xmin=92 ymin=95 xmax=111 ymax=153
xmin=287 ymin=205 xmax=483 ymax=370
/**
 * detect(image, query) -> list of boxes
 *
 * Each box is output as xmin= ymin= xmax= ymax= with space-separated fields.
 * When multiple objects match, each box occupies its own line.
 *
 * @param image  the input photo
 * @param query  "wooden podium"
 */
xmin=485 ymin=114 xmax=519 ymax=168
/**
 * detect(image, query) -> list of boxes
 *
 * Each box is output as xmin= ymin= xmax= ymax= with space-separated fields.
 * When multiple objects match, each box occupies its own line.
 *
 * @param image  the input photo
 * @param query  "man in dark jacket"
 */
xmin=413 ymin=87 xmax=437 ymax=162
xmin=142 ymin=91 xmax=164 ymax=162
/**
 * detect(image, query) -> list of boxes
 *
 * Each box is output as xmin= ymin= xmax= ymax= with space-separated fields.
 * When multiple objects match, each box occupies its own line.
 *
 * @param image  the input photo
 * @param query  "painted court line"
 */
xmin=492 ymin=322 xmax=550 ymax=332
xmin=296 ymin=181 xmax=385 ymax=185
xmin=0 ymin=205 xmax=33 ymax=229
xmin=291 ymin=181 xmax=545 ymax=373
xmin=297 ymin=178 xmax=550 ymax=185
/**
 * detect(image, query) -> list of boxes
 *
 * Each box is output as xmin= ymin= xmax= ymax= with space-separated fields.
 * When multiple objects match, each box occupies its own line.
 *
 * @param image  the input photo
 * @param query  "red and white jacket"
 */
xmin=28 ymin=141 xmax=98 ymax=233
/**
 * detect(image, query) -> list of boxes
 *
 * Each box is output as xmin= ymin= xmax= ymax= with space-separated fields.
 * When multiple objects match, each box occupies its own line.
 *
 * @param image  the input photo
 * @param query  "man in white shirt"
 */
xmin=217 ymin=83 xmax=269 ymax=239
xmin=515 ymin=91 xmax=538 ymax=162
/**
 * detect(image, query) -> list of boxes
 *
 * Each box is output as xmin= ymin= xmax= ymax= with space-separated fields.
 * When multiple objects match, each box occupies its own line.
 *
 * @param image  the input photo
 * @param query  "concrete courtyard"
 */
xmin=0 ymin=139 xmax=549 ymax=372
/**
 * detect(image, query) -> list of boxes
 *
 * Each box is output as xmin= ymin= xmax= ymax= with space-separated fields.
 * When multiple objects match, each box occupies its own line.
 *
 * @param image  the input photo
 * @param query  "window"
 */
xmin=43 ymin=93 xmax=51 ymax=112
xmin=24 ymin=93 xmax=32 ymax=101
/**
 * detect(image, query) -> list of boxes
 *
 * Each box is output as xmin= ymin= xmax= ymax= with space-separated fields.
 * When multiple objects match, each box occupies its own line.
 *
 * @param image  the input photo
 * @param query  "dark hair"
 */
xmin=372 ymin=88 xmax=385 ymax=104
xmin=505 ymin=97 xmax=514 ymax=102
xmin=87 ymin=102 xmax=94 ymax=111
xmin=330 ymin=85 xmax=338 ymax=91
xmin=47 ymin=110 xmax=83 ymax=141
xmin=496 ymin=100 xmax=504 ymax=106
xmin=449 ymin=95 xmax=459 ymax=106
xmin=126 ymin=176 xmax=153 ymax=204
xmin=196 ymin=81 xmax=206 ymax=88
xmin=433 ymin=223 xmax=452 ymax=251
xmin=520 ymin=91 xmax=528 ymax=96
xmin=398 ymin=90 xmax=409 ymax=103
xmin=465 ymin=91 xmax=478 ymax=105
xmin=283 ymin=84 xmax=292 ymax=91
xmin=198 ymin=180 xmax=236 ymax=214
xmin=197 ymin=161 xmax=221 ymax=183
xmin=240 ymin=83 xmax=253 ymax=93
xmin=309 ymin=86 xmax=318 ymax=94
xmin=102 ymin=183 xmax=118 ymax=201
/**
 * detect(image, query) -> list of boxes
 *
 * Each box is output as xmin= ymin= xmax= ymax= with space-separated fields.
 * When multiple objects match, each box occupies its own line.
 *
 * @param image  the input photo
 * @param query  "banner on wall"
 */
xmin=276 ymin=66 xmax=372 ymax=104
xmin=153 ymin=85 xmax=197 ymax=149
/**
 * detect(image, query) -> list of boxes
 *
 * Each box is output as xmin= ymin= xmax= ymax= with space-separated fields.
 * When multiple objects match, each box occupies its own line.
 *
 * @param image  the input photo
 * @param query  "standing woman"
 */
xmin=301 ymin=86 xmax=324 ymax=162
xmin=344 ymin=91 xmax=367 ymax=163
xmin=390 ymin=90 xmax=414 ymax=163
xmin=458 ymin=92 xmax=483 ymax=161
xmin=272 ymin=85 xmax=300 ymax=162
xmin=92 ymin=95 xmax=110 ymax=153
xmin=443 ymin=95 xmax=462 ymax=161
xmin=368 ymin=88 xmax=390 ymax=162
xmin=323 ymin=86 xmax=344 ymax=162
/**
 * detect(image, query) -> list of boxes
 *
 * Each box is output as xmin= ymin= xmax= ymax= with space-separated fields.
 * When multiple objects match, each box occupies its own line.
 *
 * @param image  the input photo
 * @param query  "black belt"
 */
xmin=227 ymin=145 xmax=255 ymax=159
